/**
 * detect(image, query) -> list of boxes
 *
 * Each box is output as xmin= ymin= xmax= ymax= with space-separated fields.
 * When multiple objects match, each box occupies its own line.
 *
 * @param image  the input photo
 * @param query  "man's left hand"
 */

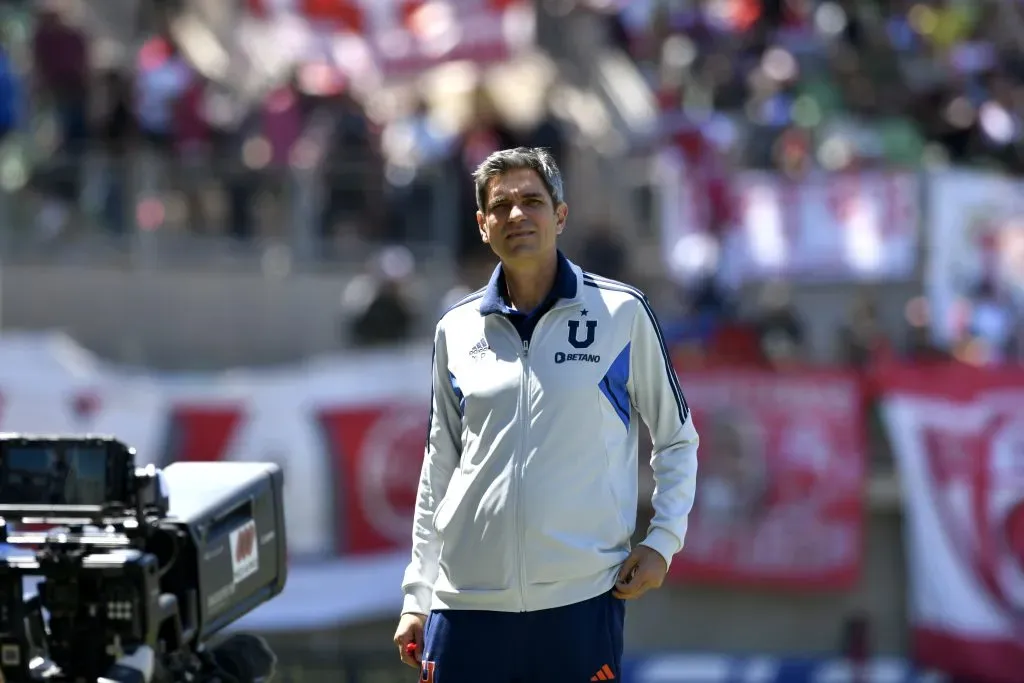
xmin=613 ymin=545 xmax=668 ymax=600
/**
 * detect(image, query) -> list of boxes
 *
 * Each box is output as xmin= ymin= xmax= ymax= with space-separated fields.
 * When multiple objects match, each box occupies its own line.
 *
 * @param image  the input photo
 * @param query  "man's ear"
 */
xmin=555 ymin=203 xmax=568 ymax=235
xmin=477 ymin=211 xmax=489 ymax=243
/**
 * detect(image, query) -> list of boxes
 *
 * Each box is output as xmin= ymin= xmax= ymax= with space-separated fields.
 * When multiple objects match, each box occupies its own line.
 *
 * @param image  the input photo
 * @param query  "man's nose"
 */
xmin=508 ymin=204 xmax=525 ymax=221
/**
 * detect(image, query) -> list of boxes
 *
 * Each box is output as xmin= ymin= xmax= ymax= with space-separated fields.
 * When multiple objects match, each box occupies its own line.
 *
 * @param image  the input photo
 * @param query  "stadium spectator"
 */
xmin=346 ymin=278 xmax=416 ymax=348
xmin=837 ymin=293 xmax=893 ymax=368
xmin=954 ymin=277 xmax=1021 ymax=365
xmin=342 ymin=246 xmax=418 ymax=348
xmin=380 ymin=93 xmax=456 ymax=244
xmin=901 ymin=297 xmax=950 ymax=365
xmin=94 ymin=69 xmax=135 ymax=234
xmin=662 ymin=273 xmax=736 ymax=359
xmin=32 ymin=1 xmax=88 ymax=159
xmin=315 ymin=74 xmax=380 ymax=250
xmin=753 ymin=280 xmax=806 ymax=368
xmin=30 ymin=1 xmax=89 ymax=237
xmin=224 ymin=70 xmax=308 ymax=241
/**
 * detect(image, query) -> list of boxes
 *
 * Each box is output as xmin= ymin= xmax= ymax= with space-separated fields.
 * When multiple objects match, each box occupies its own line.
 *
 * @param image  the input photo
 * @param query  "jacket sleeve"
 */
xmin=627 ymin=297 xmax=699 ymax=568
xmin=400 ymin=322 xmax=463 ymax=615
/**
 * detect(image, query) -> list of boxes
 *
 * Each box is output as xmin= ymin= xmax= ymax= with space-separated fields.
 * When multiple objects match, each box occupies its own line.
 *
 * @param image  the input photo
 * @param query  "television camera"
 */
xmin=0 ymin=434 xmax=287 ymax=683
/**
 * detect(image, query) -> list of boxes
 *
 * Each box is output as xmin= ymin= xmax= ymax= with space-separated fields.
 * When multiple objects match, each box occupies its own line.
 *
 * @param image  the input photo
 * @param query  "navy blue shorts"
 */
xmin=420 ymin=590 xmax=625 ymax=683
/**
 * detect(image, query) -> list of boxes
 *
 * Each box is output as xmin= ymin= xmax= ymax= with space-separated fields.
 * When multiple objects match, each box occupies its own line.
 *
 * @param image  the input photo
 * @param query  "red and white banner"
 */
xmin=657 ymin=158 xmax=920 ymax=284
xmin=881 ymin=364 xmax=1024 ymax=683
xmin=159 ymin=398 xmax=429 ymax=557
xmin=670 ymin=370 xmax=867 ymax=589
xmin=0 ymin=334 xmax=434 ymax=561
xmin=242 ymin=0 xmax=535 ymax=80
xmin=0 ymin=334 xmax=870 ymax=627
xmin=0 ymin=334 xmax=435 ymax=628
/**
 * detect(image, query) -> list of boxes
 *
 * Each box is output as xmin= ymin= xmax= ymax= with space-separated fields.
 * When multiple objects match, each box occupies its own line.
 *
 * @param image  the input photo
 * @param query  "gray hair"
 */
xmin=472 ymin=147 xmax=565 ymax=213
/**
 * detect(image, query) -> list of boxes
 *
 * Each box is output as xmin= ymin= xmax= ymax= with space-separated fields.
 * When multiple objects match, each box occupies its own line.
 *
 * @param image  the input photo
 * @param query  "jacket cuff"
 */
xmin=640 ymin=527 xmax=682 ymax=570
xmin=401 ymin=586 xmax=433 ymax=616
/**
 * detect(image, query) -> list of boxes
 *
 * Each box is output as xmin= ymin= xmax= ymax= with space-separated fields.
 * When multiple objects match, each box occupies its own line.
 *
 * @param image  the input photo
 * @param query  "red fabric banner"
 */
xmin=669 ymin=369 xmax=867 ymax=589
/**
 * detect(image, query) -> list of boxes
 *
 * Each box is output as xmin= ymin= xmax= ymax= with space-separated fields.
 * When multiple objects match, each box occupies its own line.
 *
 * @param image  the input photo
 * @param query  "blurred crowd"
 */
xmin=607 ymin=0 xmax=1024 ymax=370
xmin=1 ymin=0 xmax=1023 ymax=369
xmin=2 ymin=0 xmax=565 ymax=257
xmin=323 ymin=0 xmax=1024 ymax=367
xmin=626 ymin=0 xmax=1024 ymax=175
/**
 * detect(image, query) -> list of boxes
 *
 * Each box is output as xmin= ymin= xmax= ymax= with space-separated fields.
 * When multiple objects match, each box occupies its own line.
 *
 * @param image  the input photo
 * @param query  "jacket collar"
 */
xmin=479 ymin=250 xmax=581 ymax=316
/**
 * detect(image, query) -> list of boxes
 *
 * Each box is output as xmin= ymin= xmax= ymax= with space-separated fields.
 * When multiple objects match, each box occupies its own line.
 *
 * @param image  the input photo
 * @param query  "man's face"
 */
xmin=477 ymin=168 xmax=567 ymax=263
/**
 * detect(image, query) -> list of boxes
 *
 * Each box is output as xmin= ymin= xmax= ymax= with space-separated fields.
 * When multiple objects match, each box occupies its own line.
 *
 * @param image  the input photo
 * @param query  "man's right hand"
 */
xmin=393 ymin=612 xmax=427 ymax=669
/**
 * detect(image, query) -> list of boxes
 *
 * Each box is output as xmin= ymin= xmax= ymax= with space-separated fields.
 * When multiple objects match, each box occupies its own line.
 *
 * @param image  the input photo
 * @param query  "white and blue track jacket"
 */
xmin=401 ymin=254 xmax=699 ymax=615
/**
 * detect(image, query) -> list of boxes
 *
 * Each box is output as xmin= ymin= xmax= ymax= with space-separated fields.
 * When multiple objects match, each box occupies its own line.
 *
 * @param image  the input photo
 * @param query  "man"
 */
xmin=393 ymin=147 xmax=699 ymax=682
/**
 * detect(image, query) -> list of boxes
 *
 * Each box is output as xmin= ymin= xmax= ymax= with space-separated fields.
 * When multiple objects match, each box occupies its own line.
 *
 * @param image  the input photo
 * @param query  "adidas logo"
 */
xmin=469 ymin=338 xmax=490 ymax=360
xmin=590 ymin=664 xmax=616 ymax=681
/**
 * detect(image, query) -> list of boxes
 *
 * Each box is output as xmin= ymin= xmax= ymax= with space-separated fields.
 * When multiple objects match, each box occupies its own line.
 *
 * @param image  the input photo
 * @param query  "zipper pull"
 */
xmin=522 ymin=340 xmax=529 ymax=356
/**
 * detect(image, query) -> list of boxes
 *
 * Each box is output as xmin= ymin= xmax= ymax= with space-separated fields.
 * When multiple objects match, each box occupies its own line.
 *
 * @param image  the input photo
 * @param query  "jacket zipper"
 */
xmin=516 ymin=337 xmax=530 ymax=611
xmin=501 ymin=303 xmax=575 ymax=612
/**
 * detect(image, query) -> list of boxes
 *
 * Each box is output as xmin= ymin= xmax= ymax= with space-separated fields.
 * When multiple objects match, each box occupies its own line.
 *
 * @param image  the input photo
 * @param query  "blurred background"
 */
xmin=2 ymin=0 xmax=1024 ymax=680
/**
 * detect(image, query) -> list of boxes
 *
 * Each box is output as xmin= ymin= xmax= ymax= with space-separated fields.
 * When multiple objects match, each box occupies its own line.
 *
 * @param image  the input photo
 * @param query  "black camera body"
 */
xmin=0 ymin=434 xmax=288 ymax=683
